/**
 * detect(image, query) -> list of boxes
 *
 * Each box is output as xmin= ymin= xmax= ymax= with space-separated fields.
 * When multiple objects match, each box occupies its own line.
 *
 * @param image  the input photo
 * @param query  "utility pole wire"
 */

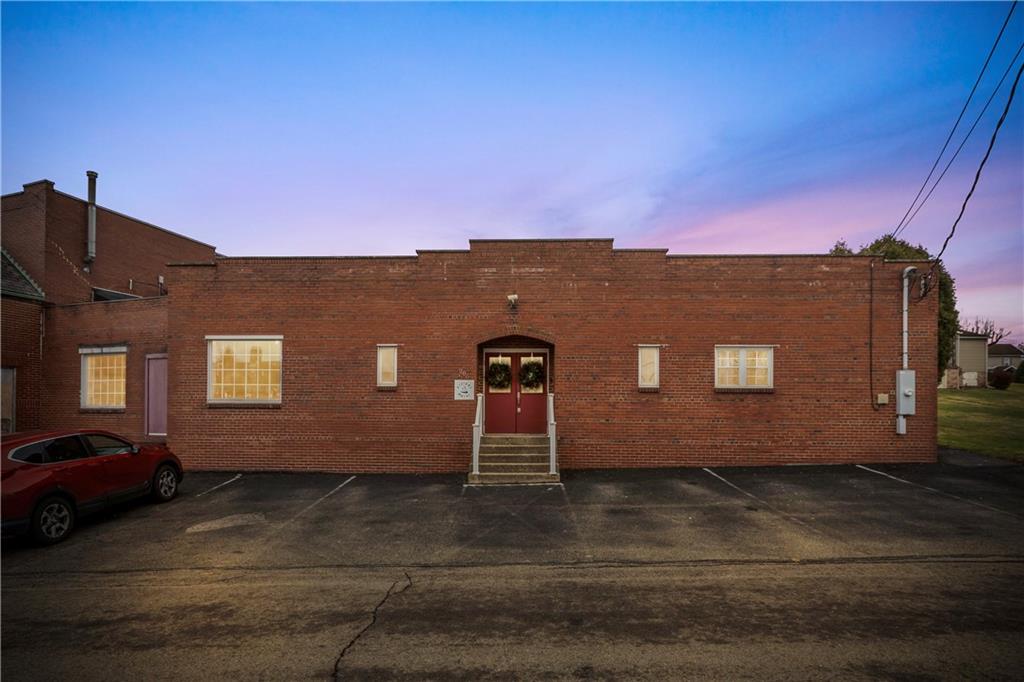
xmin=895 ymin=41 xmax=1024 ymax=238
xmin=927 ymin=57 xmax=1024 ymax=285
xmin=890 ymin=0 xmax=1017 ymax=238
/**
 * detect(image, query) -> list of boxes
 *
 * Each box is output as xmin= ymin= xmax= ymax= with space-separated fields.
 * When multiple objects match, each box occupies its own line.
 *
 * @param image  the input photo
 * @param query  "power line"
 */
xmin=889 ymin=0 xmax=1018 ymax=238
xmin=894 ymin=40 xmax=1024 ymax=238
xmin=926 ymin=57 xmax=1024 ymax=285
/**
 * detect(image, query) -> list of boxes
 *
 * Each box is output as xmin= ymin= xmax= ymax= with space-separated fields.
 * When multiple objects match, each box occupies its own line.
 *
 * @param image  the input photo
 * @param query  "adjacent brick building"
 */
xmin=1 ymin=175 xmax=215 ymax=440
xmin=2 ymin=174 xmax=939 ymax=480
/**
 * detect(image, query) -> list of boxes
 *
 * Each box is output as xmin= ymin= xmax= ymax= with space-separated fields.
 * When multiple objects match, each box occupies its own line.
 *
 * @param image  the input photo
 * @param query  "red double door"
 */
xmin=484 ymin=352 xmax=548 ymax=434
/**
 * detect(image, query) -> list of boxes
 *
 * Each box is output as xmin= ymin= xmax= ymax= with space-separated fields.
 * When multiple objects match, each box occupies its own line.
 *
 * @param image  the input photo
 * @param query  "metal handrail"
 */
xmin=472 ymin=393 xmax=484 ymax=475
xmin=547 ymin=393 xmax=557 ymax=475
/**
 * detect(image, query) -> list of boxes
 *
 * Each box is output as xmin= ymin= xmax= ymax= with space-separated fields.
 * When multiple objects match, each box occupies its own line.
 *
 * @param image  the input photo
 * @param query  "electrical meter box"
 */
xmin=896 ymin=370 xmax=916 ymax=416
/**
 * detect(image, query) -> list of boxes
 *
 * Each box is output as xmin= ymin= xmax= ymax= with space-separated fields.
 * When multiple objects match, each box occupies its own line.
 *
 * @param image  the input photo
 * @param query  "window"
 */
xmin=377 ymin=345 xmax=398 ymax=387
xmin=43 ymin=436 xmax=90 ymax=463
xmin=638 ymin=346 xmax=660 ymax=389
xmin=715 ymin=346 xmax=774 ymax=389
xmin=11 ymin=437 xmax=90 ymax=464
xmin=80 ymin=346 xmax=127 ymax=409
xmin=207 ymin=337 xmax=283 ymax=403
xmin=86 ymin=434 xmax=134 ymax=456
xmin=1 ymin=367 xmax=14 ymax=434
xmin=10 ymin=440 xmax=47 ymax=464
xmin=486 ymin=355 xmax=511 ymax=394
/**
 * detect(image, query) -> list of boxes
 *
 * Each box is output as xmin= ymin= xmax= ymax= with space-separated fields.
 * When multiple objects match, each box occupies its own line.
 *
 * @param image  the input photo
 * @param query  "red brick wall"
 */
xmin=41 ymin=298 xmax=168 ymax=442
xmin=44 ymin=190 xmax=216 ymax=304
xmin=2 ymin=183 xmax=217 ymax=305
xmin=166 ymin=241 xmax=938 ymax=473
xmin=1 ymin=182 xmax=48 ymax=286
xmin=1 ymin=297 xmax=44 ymax=432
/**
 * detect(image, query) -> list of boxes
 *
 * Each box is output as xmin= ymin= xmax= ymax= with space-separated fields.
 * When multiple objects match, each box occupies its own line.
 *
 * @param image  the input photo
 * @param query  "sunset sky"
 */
xmin=3 ymin=2 xmax=1022 ymax=340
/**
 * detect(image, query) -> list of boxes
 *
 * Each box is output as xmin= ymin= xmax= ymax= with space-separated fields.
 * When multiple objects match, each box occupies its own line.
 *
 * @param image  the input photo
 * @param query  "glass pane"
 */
xmin=86 ymin=434 xmax=133 ymax=456
xmin=84 ymin=353 xmax=126 ymax=408
xmin=11 ymin=441 xmax=46 ymax=464
xmin=639 ymin=348 xmax=658 ymax=387
xmin=716 ymin=349 xmax=740 ymax=386
xmin=748 ymin=369 xmax=770 ymax=386
xmin=487 ymin=355 xmax=512 ymax=393
xmin=378 ymin=346 xmax=397 ymax=385
xmin=210 ymin=340 xmax=282 ymax=401
xmin=45 ymin=436 xmax=89 ymax=463
xmin=745 ymin=349 xmax=771 ymax=387
xmin=719 ymin=368 xmax=740 ymax=386
xmin=521 ymin=355 xmax=545 ymax=394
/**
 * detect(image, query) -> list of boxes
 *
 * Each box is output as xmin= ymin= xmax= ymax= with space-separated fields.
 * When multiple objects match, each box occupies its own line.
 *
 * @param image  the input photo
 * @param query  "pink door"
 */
xmin=483 ymin=352 xmax=547 ymax=434
xmin=146 ymin=356 xmax=168 ymax=438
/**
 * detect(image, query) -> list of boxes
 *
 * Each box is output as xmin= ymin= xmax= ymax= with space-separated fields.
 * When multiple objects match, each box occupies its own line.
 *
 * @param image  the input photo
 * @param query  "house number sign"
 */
xmin=453 ymin=380 xmax=475 ymax=400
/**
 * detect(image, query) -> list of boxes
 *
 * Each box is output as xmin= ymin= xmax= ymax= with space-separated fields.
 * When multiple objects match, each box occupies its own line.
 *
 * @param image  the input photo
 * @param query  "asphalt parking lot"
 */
xmin=3 ymin=454 xmax=1023 ymax=680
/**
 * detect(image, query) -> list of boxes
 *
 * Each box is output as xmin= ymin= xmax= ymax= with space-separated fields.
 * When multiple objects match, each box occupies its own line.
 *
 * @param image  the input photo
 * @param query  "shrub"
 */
xmin=988 ymin=367 xmax=1013 ymax=390
xmin=1015 ymin=362 xmax=1024 ymax=383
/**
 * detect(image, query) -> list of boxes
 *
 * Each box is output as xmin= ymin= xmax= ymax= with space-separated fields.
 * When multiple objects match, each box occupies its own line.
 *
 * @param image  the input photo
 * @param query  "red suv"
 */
xmin=1 ymin=430 xmax=183 ymax=544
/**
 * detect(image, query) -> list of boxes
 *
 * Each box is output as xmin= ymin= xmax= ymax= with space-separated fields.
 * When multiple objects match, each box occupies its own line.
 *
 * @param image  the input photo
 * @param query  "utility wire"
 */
xmin=926 ymin=57 xmax=1024 ymax=286
xmin=889 ymin=0 xmax=1017 ymax=238
xmin=894 ymin=40 xmax=1024 ymax=238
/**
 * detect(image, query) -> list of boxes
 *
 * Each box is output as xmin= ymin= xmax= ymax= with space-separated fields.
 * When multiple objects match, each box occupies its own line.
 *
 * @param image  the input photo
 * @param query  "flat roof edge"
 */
xmin=171 ymin=253 xmax=936 ymax=263
xmin=209 ymin=255 xmax=420 ymax=261
xmin=665 ymin=254 xmax=933 ymax=260
xmin=469 ymin=238 xmax=615 ymax=243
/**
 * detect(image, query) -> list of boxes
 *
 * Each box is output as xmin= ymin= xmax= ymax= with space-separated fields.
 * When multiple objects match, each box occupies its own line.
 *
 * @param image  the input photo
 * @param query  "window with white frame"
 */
xmin=377 ymin=345 xmax=398 ymax=387
xmin=715 ymin=346 xmax=773 ymax=389
xmin=80 ymin=346 xmax=127 ymax=408
xmin=638 ymin=345 xmax=660 ymax=389
xmin=207 ymin=336 xmax=283 ymax=403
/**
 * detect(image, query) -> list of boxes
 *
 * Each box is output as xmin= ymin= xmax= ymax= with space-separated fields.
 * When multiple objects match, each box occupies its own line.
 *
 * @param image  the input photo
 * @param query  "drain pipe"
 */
xmin=896 ymin=266 xmax=918 ymax=435
xmin=901 ymin=266 xmax=916 ymax=370
xmin=85 ymin=170 xmax=98 ymax=264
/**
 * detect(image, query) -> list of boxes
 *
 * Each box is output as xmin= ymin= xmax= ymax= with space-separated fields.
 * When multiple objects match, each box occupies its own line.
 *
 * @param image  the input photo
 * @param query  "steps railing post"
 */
xmin=472 ymin=393 xmax=483 ymax=476
xmin=547 ymin=392 xmax=556 ymax=475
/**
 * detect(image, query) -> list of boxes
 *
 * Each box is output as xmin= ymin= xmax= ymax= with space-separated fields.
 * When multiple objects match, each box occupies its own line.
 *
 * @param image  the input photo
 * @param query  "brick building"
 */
xmin=2 ymin=174 xmax=938 ymax=482
xmin=1 ymin=175 xmax=215 ymax=442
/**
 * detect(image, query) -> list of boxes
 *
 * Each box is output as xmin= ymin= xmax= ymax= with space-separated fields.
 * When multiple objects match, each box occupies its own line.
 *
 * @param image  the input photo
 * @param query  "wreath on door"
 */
xmin=486 ymin=361 xmax=512 ymax=390
xmin=519 ymin=360 xmax=546 ymax=389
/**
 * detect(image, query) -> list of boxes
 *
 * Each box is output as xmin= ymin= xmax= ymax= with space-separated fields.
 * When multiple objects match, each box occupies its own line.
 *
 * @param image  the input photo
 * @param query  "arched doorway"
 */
xmin=479 ymin=335 xmax=553 ymax=435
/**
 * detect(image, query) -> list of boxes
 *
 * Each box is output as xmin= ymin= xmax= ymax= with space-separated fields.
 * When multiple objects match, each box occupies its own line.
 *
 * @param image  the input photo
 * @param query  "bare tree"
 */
xmin=963 ymin=316 xmax=1011 ymax=344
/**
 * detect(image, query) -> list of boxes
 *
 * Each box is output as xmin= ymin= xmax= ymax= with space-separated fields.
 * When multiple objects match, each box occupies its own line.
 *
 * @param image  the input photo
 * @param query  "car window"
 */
xmin=85 ymin=434 xmax=134 ymax=456
xmin=44 ymin=436 xmax=90 ymax=463
xmin=10 ymin=441 xmax=48 ymax=464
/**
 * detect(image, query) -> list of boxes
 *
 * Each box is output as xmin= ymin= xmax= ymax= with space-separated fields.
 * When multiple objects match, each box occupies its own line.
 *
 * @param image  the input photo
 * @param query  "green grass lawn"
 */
xmin=938 ymin=383 xmax=1024 ymax=461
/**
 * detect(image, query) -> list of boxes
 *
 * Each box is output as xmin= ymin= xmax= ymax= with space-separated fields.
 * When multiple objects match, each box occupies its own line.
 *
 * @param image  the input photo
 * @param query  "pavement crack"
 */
xmin=332 ymin=571 xmax=412 ymax=680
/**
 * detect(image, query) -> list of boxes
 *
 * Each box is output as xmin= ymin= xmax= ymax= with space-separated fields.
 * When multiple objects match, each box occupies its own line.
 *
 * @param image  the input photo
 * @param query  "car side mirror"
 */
xmin=131 ymin=444 xmax=140 ymax=454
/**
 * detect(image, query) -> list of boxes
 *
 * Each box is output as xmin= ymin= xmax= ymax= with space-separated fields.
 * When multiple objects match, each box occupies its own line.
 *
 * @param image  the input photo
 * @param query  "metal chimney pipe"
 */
xmin=86 ymin=170 xmax=98 ymax=263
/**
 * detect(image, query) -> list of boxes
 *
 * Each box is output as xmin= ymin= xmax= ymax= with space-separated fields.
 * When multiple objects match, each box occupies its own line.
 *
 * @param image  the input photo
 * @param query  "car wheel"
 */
xmin=32 ymin=496 xmax=76 ymax=545
xmin=152 ymin=464 xmax=179 ymax=503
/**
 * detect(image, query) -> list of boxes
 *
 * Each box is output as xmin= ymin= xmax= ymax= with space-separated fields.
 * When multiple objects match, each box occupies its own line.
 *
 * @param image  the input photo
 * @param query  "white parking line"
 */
xmin=290 ymin=476 xmax=357 ymax=521
xmin=855 ymin=465 xmax=1019 ymax=518
xmin=195 ymin=473 xmax=243 ymax=497
xmin=702 ymin=467 xmax=824 ymax=534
